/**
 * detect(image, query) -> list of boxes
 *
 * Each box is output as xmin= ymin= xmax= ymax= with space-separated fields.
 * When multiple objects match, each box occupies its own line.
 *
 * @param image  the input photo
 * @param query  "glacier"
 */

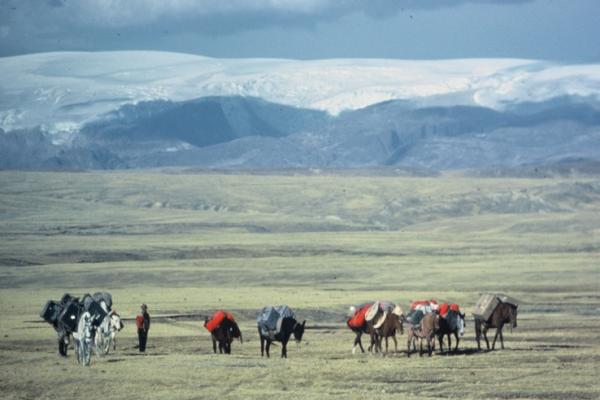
xmin=1 ymin=51 xmax=600 ymax=134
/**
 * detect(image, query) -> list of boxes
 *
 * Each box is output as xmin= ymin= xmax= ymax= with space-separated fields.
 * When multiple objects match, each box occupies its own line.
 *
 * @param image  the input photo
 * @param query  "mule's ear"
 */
xmin=302 ymin=320 xmax=306 ymax=328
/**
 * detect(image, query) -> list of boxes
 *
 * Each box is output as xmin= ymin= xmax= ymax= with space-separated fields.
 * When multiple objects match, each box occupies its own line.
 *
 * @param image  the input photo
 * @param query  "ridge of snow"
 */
xmin=1 ymin=51 xmax=599 ymax=133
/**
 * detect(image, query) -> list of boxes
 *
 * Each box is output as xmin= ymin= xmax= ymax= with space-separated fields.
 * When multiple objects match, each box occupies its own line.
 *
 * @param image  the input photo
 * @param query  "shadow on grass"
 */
xmin=435 ymin=348 xmax=483 ymax=356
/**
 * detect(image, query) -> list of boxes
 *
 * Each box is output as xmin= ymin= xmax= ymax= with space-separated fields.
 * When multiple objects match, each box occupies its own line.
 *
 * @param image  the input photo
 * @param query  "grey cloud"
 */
xmin=0 ymin=0 xmax=534 ymax=56
xmin=6 ymin=1 xmax=533 ymax=28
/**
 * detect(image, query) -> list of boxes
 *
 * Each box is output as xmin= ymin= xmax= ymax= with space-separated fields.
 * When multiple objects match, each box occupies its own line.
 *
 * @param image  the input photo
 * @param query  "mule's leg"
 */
xmin=385 ymin=337 xmax=389 ymax=354
xmin=392 ymin=335 xmax=397 ymax=353
xmin=427 ymin=337 xmax=433 ymax=357
xmin=406 ymin=335 xmax=412 ymax=357
xmin=437 ymin=335 xmax=444 ymax=354
xmin=369 ymin=333 xmax=378 ymax=354
xmin=491 ymin=327 xmax=501 ymax=350
xmin=475 ymin=320 xmax=482 ymax=351
xmin=482 ymin=326 xmax=490 ymax=350
xmin=259 ymin=334 xmax=265 ymax=357
xmin=212 ymin=336 xmax=217 ymax=354
xmin=499 ymin=329 xmax=505 ymax=350
xmin=358 ymin=334 xmax=365 ymax=353
xmin=447 ymin=334 xmax=452 ymax=354
xmin=454 ymin=332 xmax=459 ymax=352
xmin=265 ymin=340 xmax=271 ymax=358
xmin=419 ymin=337 xmax=423 ymax=357
xmin=281 ymin=339 xmax=288 ymax=358
xmin=370 ymin=333 xmax=377 ymax=353
xmin=352 ymin=333 xmax=361 ymax=354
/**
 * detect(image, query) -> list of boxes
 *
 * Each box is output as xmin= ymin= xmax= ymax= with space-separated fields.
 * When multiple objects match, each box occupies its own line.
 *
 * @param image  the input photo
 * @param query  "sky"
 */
xmin=1 ymin=0 xmax=599 ymax=62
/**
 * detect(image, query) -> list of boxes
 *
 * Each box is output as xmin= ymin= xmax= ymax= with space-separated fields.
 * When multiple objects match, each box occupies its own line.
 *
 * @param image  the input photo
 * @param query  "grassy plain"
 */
xmin=0 ymin=170 xmax=599 ymax=400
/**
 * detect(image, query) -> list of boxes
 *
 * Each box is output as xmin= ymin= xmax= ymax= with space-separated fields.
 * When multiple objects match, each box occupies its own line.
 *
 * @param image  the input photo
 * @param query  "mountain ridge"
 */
xmin=1 ymin=51 xmax=599 ymax=171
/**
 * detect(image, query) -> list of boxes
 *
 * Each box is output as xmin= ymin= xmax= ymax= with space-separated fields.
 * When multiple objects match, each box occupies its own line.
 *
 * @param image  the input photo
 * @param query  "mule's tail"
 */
xmin=239 ymin=332 xmax=243 ymax=344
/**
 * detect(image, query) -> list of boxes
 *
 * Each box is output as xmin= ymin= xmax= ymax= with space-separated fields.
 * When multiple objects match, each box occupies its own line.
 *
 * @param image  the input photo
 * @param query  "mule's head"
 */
xmin=457 ymin=312 xmax=465 ymax=336
xmin=433 ymin=313 xmax=441 ymax=332
xmin=293 ymin=320 xmax=306 ymax=342
xmin=110 ymin=312 xmax=124 ymax=332
xmin=228 ymin=321 xmax=243 ymax=343
xmin=509 ymin=305 xmax=518 ymax=331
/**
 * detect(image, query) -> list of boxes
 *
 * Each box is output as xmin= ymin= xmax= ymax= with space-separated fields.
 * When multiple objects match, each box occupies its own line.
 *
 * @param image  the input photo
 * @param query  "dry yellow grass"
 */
xmin=0 ymin=170 xmax=599 ymax=399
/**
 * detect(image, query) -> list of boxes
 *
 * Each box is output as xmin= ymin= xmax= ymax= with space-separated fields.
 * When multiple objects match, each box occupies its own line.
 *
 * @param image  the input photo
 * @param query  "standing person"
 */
xmin=136 ymin=304 xmax=150 ymax=352
xmin=53 ymin=322 xmax=69 ymax=357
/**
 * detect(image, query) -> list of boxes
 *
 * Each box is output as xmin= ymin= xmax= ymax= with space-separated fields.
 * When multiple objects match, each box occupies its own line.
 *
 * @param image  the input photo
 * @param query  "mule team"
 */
xmin=43 ymin=293 xmax=517 ymax=362
xmin=203 ymin=295 xmax=518 ymax=358
xmin=347 ymin=298 xmax=518 ymax=357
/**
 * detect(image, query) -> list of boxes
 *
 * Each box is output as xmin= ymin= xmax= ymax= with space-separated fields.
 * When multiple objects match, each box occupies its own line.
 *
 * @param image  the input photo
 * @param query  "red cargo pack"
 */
xmin=439 ymin=303 xmax=450 ymax=317
xmin=347 ymin=304 xmax=371 ymax=328
xmin=204 ymin=310 xmax=235 ymax=332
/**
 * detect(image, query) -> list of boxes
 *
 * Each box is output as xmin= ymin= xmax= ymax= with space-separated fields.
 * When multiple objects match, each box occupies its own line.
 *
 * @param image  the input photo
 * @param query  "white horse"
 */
xmin=73 ymin=311 xmax=96 ymax=366
xmin=94 ymin=311 xmax=123 ymax=356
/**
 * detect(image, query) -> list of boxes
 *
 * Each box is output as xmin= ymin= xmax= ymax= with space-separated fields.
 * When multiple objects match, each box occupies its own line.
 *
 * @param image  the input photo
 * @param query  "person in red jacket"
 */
xmin=136 ymin=304 xmax=150 ymax=352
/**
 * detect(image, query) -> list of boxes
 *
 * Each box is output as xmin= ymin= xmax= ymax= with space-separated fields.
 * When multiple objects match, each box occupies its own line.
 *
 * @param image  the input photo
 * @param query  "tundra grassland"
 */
xmin=0 ymin=170 xmax=599 ymax=400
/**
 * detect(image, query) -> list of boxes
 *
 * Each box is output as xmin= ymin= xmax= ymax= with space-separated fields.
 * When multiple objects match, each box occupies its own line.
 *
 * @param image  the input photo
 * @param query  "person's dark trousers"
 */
xmin=58 ymin=336 xmax=67 ymax=357
xmin=138 ymin=329 xmax=148 ymax=352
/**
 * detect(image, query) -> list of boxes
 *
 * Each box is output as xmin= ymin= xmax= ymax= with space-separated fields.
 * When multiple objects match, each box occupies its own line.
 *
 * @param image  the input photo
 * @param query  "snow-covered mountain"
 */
xmin=2 ymin=51 xmax=599 ymax=132
xmin=1 ymin=51 xmax=599 ymax=171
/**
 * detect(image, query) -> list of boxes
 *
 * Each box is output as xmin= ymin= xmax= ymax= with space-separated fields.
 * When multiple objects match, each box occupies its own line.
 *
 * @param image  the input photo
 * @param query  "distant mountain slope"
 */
xmin=2 ymin=94 xmax=599 ymax=171
xmin=81 ymin=96 xmax=330 ymax=148
xmin=1 ymin=51 xmax=599 ymax=171
xmin=54 ymin=95 xmax=600 ymax=170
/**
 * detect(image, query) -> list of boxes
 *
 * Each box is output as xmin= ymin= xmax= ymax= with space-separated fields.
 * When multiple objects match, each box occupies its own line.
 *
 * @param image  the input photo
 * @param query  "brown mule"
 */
xmin=475 ymin=302 xmax=518 ymax=351
xmin=370 ymin=313 xmax=404 ymax=354
xmin=407 ymin=313 xmax=439 ymax=357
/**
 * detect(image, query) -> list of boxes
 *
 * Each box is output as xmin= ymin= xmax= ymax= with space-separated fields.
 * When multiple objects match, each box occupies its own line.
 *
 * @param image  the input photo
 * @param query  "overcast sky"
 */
xmin=1 ymin=0 xmax=599 ymax=61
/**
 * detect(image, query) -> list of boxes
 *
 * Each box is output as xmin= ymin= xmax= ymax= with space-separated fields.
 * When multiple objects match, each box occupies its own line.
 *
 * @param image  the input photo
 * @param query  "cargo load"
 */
xmin=257 ymin=305 xmax=295 ymax=337
xmin=473 ymin=294 xmax=499 ymax=320
xmin=406 ymin=309 xmax=426 ymax=327
xmin=41 ymin=291 xmax=114 ymax=332
xmin=205 ymin=310 xmax=235 ymax=332
xmin=60 ymin=293 xmax=76 ymax=305
xmin=438 ymin=303 xmax=461 ymax=318
xmin=347 ymin=304 xmax=372 ymax=328
xmin=83 ymin=299 xmax=108 ymax=326
xmin=59 ymin=300 xmax=82 ymax=332
xmin=365 ymin=300 xmax=395 ymax=322
xmin=473 ymin=294 xmax=519 ymax=320
xmin=497 ymin=294 xmax=519 ymax=307
xmin=410 ymin=300 xmax=439 ymax=313
xmin=40 ymin=300 xmax=62 ymax=324
xmin=92 ymin=292 xmax=113 ymax=311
